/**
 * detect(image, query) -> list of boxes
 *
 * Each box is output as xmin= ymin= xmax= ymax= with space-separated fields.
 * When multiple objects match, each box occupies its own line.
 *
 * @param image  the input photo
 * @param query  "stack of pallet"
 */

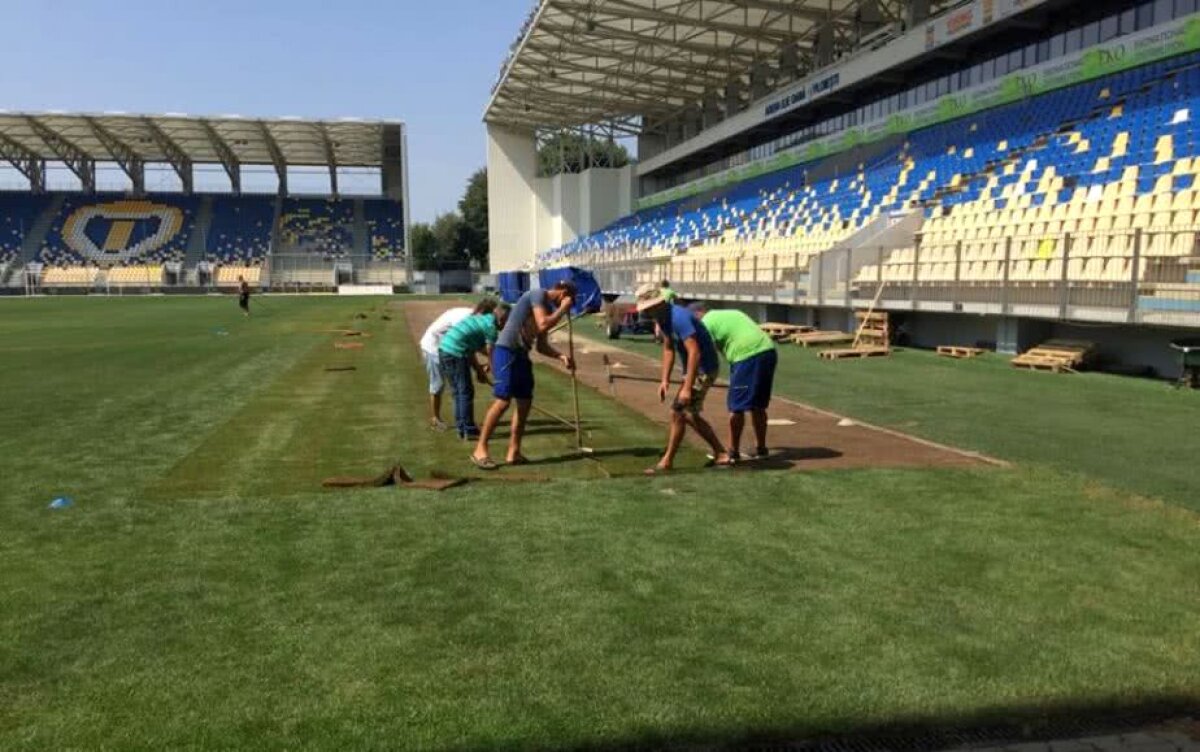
xmin=817 ymin=311 xmax=892 ymax=360
xmin=759 ymin=322 xmax=813 ymax=341
xmin=1011 ymin=340 xmax=1095 ymax=373
xmin=792 ymin=330 xmax=855 ymax=348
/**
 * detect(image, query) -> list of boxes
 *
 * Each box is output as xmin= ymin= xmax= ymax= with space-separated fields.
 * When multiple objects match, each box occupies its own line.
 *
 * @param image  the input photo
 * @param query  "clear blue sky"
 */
xmin=0 ymin=0 xmax=532 ymax=222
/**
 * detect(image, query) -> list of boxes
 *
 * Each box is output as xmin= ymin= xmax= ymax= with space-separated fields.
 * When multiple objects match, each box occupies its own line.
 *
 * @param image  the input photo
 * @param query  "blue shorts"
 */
xmin=492 ymin=345 xmax=534 ymax=400
xmin=727 ymin=348 xmax=778 ymax=413
xmin=424 ymin=351 xmax=444 ymax=395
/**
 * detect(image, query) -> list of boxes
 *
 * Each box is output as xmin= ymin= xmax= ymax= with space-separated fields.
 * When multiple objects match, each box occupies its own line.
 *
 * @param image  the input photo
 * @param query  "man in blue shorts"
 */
xmin=690 ymin=302 xmax=778 ymax=460
xmin=471 ymin=281 xmax=576 ymax=469
xmin=635 ymin=283 xmax=732 ymax=475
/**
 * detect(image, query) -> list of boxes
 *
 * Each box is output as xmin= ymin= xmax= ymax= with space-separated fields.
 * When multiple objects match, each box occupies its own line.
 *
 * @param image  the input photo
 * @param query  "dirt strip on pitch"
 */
xmin=403 ymin=301 xmax=1001 ymax=473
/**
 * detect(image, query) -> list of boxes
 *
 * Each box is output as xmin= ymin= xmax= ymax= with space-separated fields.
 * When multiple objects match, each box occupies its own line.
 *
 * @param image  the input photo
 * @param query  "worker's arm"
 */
xmin=535 ymin=333 xmax=573 ymax=370
xmin=658 ymin=337 xmax=675 ymax=402
xmin=678 ymin=336 xmax=700 ymax=404
xmin=472 ymin=346 xmax=493 ymax=383
xmin=532 ymin=295 xmax=574 ymax=334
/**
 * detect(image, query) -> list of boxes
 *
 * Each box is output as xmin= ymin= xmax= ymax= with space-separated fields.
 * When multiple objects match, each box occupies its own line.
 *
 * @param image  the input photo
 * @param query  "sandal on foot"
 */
xmin=643 ymin=465 xmax=671 ymax=476
xmin=507 ymin=453 xmax=531 ymax=466
xmin=470 ymin=455 xmax=499 ymax=471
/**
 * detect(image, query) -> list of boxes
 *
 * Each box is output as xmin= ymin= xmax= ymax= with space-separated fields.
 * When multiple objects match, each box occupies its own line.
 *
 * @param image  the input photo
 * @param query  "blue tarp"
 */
xmin=497 ymin=271 xmax=529 ymax=304
xmin=537 ymin=267 xmax=603 ymax=315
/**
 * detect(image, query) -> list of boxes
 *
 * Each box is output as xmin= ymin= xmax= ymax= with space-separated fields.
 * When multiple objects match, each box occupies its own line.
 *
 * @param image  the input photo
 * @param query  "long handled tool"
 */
xmin=566 ymin=312 xmax=590 ymax=454
xmin=478 ymin=374 xmax=585 ymax=434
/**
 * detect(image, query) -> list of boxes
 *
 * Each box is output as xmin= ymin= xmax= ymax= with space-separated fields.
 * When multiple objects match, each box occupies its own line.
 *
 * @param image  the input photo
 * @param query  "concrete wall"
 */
xmin=676 ymin=299 xmax=1193 ymax=378
xmin=486 ymin=123 xmax=635 ymax=272
xmin=486 ymin=124 xmax=539 ymax=273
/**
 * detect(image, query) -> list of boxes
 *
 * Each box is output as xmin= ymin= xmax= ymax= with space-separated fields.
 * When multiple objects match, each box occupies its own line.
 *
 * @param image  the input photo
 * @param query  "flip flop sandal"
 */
xmin=470 ymin=455 xmax=499 ymax=471
xmin=643 ymin=465 xmax=670 ymax=476
xmin=507 ymin=454 xmax=531 ymax=466
xmin=705 ymin=458 xmax=737 ymax=469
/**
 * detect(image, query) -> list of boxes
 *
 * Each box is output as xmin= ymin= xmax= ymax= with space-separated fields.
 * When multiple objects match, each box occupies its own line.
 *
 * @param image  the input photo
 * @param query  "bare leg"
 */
xmin=654 ymin=411 xmax=689 ymax=470
xmin=728 ymin=412 xmax=746 ymax=457
xmin=473 ymin=398 xmax=511 ymax=461
xmin=689 ymin=413 xmax=731 ymax=463
xmin=429 ymin=392 xmax=443 ymax=425
xmin=751 ymin=408 xmax=769 ymax=453
xmin=505 ymin=399 xmax=532 ymax=462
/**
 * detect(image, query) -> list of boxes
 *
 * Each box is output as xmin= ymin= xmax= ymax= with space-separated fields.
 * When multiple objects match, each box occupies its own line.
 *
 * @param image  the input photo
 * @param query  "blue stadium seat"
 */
xmin=0 ymin=193 xmax=51 ymax=265
xmin=279 ymin=197 xmax=354 ymax=258
xmin=362 ymin=199 xmax=405 ymax=259
xmin=206 ymin=196 xmax=274 ymax=264
xmin=39 ymin=194 xmax=197 ymax=267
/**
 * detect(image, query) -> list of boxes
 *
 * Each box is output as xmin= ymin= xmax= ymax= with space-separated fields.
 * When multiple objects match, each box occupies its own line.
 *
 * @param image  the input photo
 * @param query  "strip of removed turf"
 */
xmin=150 ymin=304 xmax=697 ymax=499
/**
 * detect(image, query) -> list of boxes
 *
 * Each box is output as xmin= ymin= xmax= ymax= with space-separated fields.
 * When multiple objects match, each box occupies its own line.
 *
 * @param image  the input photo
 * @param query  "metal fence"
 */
xmin=582 ymin=227 xmax=1200 ymax=328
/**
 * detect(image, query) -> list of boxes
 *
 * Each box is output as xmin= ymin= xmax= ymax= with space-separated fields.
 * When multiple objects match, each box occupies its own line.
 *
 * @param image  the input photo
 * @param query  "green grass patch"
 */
xmin=2 ymin=298 xmax=1200 ymax=749
xmin=601 ymin=332 xmax=1200 ymax=510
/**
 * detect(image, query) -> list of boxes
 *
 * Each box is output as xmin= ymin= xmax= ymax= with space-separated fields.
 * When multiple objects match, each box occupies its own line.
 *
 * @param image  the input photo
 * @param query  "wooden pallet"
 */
xmin=937 ymin=345 xmax=986 ymax=359
xmin=1011 ymin=339 xmax=1094 ymax=373
xmin=760 ymin=322 xmax=813 ymax=340
xmin=1012 ymin=355 xmax=1078 ymax=373
xmin=818 ymin=346 xmax=891 ymax=360
xmin=792 ymin=330 xmax=855 ymax=347
xmin=854 ymin=310 xmax=890 ymax=347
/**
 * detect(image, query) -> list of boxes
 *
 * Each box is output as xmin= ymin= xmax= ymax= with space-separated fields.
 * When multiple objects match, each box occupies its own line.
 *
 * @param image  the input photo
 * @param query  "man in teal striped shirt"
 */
xmin=438 ymin=305 xmax=509 ymax=439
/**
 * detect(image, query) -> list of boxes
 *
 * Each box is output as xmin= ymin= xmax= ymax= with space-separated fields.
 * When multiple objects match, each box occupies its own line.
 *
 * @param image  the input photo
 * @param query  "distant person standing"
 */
xmin=691 ymin=303 xmax=778 ymax=460
xmin=419 ymin=299 xmax=498 ymax=431
xmin=238 ymin=276 xmax=251 ymax=317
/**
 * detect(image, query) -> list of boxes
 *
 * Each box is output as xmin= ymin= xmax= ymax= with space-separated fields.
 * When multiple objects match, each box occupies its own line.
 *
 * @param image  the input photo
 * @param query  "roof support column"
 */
xmin=258 ymin=122 xmax=288 ymax=195
xmin=201 ymin=121 xmax=241 ymax=194
xmin=319 ymin=124 xmax=338 ymax=197
xmin=25 ymin=116 xmax=95 ymax=192
xmin=85 ymin=117 xmax=145 ymax=194
xmin=0 ymin=133 xmax=46 ymax=192
xmin=143 ymin=119 xmax=193 ymax=193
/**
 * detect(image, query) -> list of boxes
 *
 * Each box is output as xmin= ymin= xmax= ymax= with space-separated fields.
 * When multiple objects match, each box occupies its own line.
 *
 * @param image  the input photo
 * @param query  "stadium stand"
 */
xmin=0 ymin=114 xmax=408 ymax=292
xmin=363 ymin=198 xmax=406 ymax=259
xmin=536 ymin=52 xmax=1200 ymax=310
xmin=0 ymin=193 xmax=49 ymax=266
xmin=278 ymin=198 xmax=354 ymax=258
xmin=205 ymin=196 xmax=274 ymax=264
xmin=38 ymin=195 xmax=196 ymax=268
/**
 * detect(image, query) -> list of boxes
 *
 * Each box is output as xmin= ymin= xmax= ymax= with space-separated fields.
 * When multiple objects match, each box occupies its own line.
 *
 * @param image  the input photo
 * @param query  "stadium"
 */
xmin=3 ymin=1 xmax=1200 ymax=750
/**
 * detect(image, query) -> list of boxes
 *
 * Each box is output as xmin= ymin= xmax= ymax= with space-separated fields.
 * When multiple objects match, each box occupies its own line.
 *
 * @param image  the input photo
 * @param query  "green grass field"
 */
xmin=2 ymin=296 xmax=1200 ymax=750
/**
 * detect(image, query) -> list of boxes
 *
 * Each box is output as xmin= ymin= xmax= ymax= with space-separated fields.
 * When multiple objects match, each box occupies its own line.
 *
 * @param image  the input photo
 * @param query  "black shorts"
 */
xmin=239 ymin=295 xmax=249 ymax=309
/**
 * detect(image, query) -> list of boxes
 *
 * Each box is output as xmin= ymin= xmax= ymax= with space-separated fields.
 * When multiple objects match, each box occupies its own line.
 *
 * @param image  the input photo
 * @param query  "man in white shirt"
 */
xmin=419 ymin=299 xmax=497 ymax=430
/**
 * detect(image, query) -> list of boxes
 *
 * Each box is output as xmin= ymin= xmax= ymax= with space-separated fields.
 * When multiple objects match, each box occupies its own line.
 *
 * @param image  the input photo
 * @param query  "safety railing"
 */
xmin=575 ymin=227 xmax=1200 ymax=327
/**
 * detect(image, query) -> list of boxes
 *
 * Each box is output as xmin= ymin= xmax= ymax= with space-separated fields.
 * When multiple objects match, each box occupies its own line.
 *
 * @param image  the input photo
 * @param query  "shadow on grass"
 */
xmin=521 ymin=446 xmax=663 ymax=467
xmin=468 ymin=695 xmax=1200 ymax=752
xmin=742 ymin=446 xmax=843 ymax=470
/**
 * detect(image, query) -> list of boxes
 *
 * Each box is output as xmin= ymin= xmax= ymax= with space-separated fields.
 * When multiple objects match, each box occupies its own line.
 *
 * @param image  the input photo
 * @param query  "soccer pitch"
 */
xmin=2 ymin=296 xmax=1200 ymax=750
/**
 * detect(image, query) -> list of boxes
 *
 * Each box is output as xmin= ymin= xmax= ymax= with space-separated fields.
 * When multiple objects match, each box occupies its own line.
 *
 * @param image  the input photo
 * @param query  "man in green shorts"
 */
xmin=690 ymin=303 xmax=778 ymax=461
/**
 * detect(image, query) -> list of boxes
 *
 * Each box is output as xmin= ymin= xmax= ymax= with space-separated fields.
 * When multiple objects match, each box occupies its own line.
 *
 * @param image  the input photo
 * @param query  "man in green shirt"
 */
xmin=660 ymin=279 xmax=677 ymax=304
xmin=438 ymin=305 xmax=510 ymax=440
xmin=691 ymin=303 xmax=778 ymax=460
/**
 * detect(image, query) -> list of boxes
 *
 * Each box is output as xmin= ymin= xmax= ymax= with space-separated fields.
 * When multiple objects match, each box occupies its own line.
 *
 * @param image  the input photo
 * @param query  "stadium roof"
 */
xmin=485 ymin=0 xmax=878 ymax=133
xmin=0 ymin=112 xmax=401 ymax=169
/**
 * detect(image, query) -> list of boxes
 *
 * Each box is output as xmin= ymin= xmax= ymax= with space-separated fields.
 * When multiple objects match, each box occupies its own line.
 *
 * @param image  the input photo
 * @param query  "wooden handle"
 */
xmin=567 ymin=312 xmax=583 ymax=450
